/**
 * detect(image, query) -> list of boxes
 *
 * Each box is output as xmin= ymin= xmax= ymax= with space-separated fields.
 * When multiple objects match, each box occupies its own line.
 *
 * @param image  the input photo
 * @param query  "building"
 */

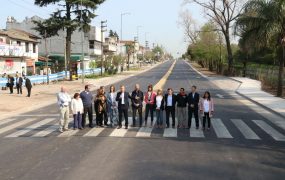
xmin=0 ymin=28 xmax=40 ymax=75
xmin=6 ymin=16 xmax=105 ymax=73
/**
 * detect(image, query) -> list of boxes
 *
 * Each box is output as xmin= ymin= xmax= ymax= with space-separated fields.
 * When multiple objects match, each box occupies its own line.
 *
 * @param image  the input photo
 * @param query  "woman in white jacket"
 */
xmin=71 ymin=93 xmax=84 ymax=130
xmin=199 ymin=91 xmax=214 ymax=131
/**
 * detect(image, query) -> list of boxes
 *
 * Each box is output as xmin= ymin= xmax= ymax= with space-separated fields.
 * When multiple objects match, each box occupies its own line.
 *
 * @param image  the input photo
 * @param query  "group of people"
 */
xmin=3 ymin=73 xmax=32 ymax=97
xmin=57 ymin=84 xmax=214 ymax=133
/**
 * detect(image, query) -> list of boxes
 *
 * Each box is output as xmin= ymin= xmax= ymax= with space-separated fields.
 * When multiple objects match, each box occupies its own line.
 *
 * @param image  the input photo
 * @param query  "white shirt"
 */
xmin=121 ymin=92 xmax=125 ymax=104
xmin=156 ymin=96 xmax=163 ymax=109
xmin=167 ymin=95 xmax=173 ymax=106
xmin=110 ymin=92 xmax=115 ymax=103
xmin=71 ymin=98 xmax=84 ymax=114
xmin=192 ymin=93 xmax=195 ymax=99
xmin=57 ymin=92 xmax=71 ymax=107
xmin=203 ymin=100 xmax=210 ymax=113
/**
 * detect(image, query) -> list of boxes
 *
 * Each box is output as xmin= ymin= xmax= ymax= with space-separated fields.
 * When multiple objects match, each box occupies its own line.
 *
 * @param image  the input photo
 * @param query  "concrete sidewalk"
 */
xmin=231 ymin=77 xmax=285 ymax=118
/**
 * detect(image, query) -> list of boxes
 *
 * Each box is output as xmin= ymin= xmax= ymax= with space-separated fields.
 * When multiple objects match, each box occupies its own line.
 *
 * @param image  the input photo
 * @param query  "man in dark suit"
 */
xmin=164 ymin=88 xmax=177 ymax=128
xmin=131 ymin=84 xmax=144 ymax=127
xmin=188 ymin=85 xmax=200 ymax=129
xmin=7 ymin=75 xmax=15 ymax=94
xmin=24 ymin=76 xmax=32 ymax=97
xmin=15 ymin=74 xmax=23 ymax=94
xmin=116 ymin=85 xmax=131 ymax=129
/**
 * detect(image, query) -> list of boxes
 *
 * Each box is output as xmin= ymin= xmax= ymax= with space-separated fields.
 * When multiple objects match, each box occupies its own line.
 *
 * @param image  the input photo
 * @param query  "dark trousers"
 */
xmin=82 ymin=106 xmax=93 ymax=128
xmin=188 ymin=107 xmax=199 ymax=128
xmin=9 ymin=85 xmax=13 ymax=94
xmin=118 ymin=105 xmax=128 ymax=127
xmin=97 ymin=110 xmax=108 ymax=126
xmin=203 ymin=112 xmax=211 ymax=128
xmin=145 ymin=104 xmax=155 ymax=122
xmin=132 ymin=106 xmax=142 ymax=126
xmin=165 ymin=106 xmax=175 ymax=127
xmin=26 ymin=87 xmax=31 ymax=97
xmin=16 ymin=84 xmax=22 ymax=94
xmin=73 ymin=112 xmax=83 ymax=129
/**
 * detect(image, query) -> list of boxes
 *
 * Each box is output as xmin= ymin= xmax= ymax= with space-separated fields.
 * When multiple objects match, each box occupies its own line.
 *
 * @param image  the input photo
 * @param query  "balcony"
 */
xmin=103 ymin=44 xmax=117 ymax=53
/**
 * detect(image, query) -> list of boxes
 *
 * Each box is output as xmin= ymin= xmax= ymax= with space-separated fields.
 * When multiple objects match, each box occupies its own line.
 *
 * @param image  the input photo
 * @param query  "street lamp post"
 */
xmin=136 ymin=26 xmax=142 ymax=44
xmin=80 ymin=0 xmax=85 ymax=83
xmin=120 ymin=12 xmax=130 ymax=71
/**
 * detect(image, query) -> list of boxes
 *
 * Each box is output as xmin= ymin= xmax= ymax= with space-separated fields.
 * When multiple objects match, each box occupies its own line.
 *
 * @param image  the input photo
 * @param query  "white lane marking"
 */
xmin=212 ymin=118 xmax=233 ymax=138
xmin=136 ymin=117 xmax=157 ymax=137
xmin=83 ymin=128 xmax=105 ymax=137
xmin=163 ymin=118 xmax=178 ymax=138
xmin=109 ymin=117 xmax=133 ymax=137
xmin=58 ymin=129 xmax=79 ymax=137
xmin=190 ymin=118 xmax=205 ymax=138
xmin=32 ymin=124 xmax=58 ymax=137
xmin=0 ymin=118 xmax=37 ymax=135
xmin=231 ymin=119 xmax=260 ymax=140
xmin=253 ymin=120 xmax=285 ymax=141
xmin=0 ymin=119 xmax=16 ymax=126
xmin=6 ymin=118 xmax=55 ymax=138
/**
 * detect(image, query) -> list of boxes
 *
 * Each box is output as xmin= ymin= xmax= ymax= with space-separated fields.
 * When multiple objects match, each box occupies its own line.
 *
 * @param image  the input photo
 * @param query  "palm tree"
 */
xmin=125 ymin=42 xmax=135 ymax=71
xmin=236 ymin=0 xmax=285 ymax=97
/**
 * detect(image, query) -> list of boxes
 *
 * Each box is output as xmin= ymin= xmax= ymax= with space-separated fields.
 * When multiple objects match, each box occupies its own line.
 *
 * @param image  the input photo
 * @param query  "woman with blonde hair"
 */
xmin=155 ymin=89 xmax=164 ymax=128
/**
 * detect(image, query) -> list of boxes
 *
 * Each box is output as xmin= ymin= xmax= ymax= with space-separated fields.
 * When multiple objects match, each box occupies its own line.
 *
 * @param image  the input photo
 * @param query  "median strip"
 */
xmin=153 ymin=60 xmax=176 ymax=91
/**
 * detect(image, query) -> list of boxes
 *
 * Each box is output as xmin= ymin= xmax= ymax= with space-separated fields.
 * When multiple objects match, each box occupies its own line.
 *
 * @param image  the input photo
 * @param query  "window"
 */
xmin=33 ymin=43 xmax=36 ymax=53
xmin=17 ymin=41 xmax=21 ymax=46
xmin=25 ymin=42 xmax=29 ymax=52
xmin=0 ymin=38 xmax=3 ymax=43
xmin=89 ymin=40 xmax=94 ymax=49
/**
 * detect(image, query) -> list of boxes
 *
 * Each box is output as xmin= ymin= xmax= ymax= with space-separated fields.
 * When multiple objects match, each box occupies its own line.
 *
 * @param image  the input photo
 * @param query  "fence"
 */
xmin=0 ymin=68 xmax=103 ymax=87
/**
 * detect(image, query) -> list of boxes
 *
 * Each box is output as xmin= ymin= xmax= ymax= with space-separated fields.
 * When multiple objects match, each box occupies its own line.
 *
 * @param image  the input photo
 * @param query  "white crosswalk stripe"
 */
xmin=0 ymin=118 xmax=37 ymax=135
xmin=83 ymin=128 xmax=105 ymax=137
xmin=190 ymin=118 xmax=205 ymax=138
xmin=253 ymin=120 xmax=285 ymax=141
xmin=6 ymin=118 xmax=55 ymax=138
xmin=163 ymin=118 xmax=178 ymax=138
xmin=231 ymin=119 xmax=260 ymax=140
xmin=211 ymin=118 xmax=233 ymax=138
xmin=136 ymin=118 xmax=156 ymax=137
xmin=32 ymin=124 xmax=58 ymax=137
xmin=0 ymin=118 xmax=16 ymax=126
xmin=110 ymin=117 xmax=133 ymax=137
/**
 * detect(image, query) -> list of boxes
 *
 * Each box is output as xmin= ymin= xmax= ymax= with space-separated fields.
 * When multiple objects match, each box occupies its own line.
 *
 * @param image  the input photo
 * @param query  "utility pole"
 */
xmin=80 ymin=0 xmax=85 ymax=83
xmin=136 ymin=26 xmax=142 ymax=44
xmin=101 ymin=20 xmax=107 ymax=76
xmin=44 ymin=30 xmax=49 ymax=84
xmin=120 ymin=12 xmax=130 ymax=71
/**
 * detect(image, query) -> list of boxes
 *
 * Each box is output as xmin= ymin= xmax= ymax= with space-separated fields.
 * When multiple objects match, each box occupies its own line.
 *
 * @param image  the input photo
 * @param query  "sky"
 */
xmin=1 ymin=0 xmax=206 ymax=57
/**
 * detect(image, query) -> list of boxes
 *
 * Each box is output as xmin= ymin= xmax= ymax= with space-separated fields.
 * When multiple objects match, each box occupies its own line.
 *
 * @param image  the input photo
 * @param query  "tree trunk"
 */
xmin=127 ymin=53 xmax=130 ymax=71
xmin=277 ymin=46 xmax=284 ymax=97
xmin=224 ymin=29 xmax=234 ymax=75
xmin=66 ymin=2 xmax=72 ymax=81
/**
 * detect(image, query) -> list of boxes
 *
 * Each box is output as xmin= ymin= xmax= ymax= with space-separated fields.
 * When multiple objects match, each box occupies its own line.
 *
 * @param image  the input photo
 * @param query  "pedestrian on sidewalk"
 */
xmin=95 ymin=88 xmax=108 ymax=127
xmin=57 ymin=87 xmax=71 ymax=133
xmin=80 ymin=85 xmax=94 ymax=128
xmin=199 ymin=91 xmax=214 ymax=131
xmin=131 ymin=84 xmax=144 ymax=127
xmin=15 ymin=74 xmax=23 ymax=95
xmin=107 ymin=85 xmax=118 ymax=127
xmin=177 ymin=88 xmax=188 ymax=128
xmin=155 ymin=89 xmax=164 ymax=128
xmin=144 ymin=84 xmax=156 ymax=127
xmin=116 ymin=85 xmax=131 ymax=129
xmin=187 ymin=86 xmax=200 ymax=129
xmin=7 ymin=75 xmax=14 ymax=94
xmin=24 ymin=76 xmax=32 ymax=97
xmin=165 ymin=88 xmax=177 ymax=128
xmin=71 ymin=93 xmax=84 ymax=130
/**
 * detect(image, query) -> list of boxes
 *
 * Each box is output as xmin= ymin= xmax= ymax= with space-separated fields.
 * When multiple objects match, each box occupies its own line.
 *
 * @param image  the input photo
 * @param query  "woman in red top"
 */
xmin=144 ymin=84 xmax=156 ymax=127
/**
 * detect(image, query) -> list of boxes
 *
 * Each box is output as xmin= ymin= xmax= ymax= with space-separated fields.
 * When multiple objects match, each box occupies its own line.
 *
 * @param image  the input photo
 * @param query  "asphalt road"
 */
xmin=0 ymin=60 xmax=284 ymax=180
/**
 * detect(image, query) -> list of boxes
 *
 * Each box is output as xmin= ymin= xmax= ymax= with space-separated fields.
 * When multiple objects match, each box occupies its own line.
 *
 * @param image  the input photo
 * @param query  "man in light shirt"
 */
xmin=57 ymin=86 xmax=71 ymax=133
xmin=164 ymin=88 xmax=177 ymax=128
xmin=116 ymin=85 xmax=131 ymax=129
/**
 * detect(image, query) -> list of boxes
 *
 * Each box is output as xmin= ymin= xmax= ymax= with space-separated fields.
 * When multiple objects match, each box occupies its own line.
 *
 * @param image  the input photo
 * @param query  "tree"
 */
xmin=236 ymin=0 xmax=285 ymax=97
xmin=33 ymin=0 xmax=106 ymax=80
xmin=184 ymin=0 xmax=243 ymax=74
xmin=125 ymin=42 xmax=135 ymax=71
xmin=178 ymin=9 xmax=199 ymax=44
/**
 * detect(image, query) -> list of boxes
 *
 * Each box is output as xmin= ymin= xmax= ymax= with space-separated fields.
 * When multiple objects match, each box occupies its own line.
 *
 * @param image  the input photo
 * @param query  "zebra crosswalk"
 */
xmin=0 ymin=116 xmax=285 ymax=142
